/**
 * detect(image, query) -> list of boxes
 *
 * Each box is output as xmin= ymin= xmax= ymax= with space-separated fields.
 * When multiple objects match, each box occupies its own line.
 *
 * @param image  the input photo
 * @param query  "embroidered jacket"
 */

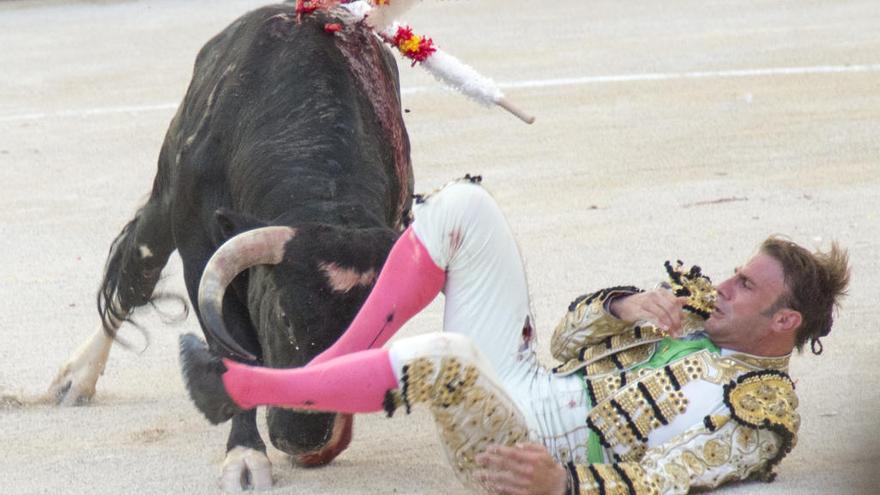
xmin=551 ymin=288 xmax=799 ymax=494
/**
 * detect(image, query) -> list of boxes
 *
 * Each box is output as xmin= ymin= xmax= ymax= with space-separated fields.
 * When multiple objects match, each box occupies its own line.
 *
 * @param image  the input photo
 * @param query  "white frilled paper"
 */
xmin=340 ymin=0 xmax=534 ymax=123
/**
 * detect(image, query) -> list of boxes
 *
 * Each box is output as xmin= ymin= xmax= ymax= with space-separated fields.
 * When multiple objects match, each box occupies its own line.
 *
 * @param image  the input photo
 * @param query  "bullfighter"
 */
xmin=180 ymin=177 xmax=850 ymax=494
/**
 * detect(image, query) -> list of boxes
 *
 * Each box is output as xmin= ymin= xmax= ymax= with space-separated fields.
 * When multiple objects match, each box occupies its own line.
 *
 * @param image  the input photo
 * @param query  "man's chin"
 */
xmin=704 ymin=313 xmax=721 ymax=332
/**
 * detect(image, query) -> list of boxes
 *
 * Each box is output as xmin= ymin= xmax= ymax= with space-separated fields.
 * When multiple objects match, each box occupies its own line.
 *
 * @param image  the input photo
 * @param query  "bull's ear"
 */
xmin=211 ymin=208 xmax=268 ymax=245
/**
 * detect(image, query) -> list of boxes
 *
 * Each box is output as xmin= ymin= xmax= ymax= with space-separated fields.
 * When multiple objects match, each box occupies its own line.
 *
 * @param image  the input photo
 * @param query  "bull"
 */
xmin=48 ymin=3 xmax=412 ymax=490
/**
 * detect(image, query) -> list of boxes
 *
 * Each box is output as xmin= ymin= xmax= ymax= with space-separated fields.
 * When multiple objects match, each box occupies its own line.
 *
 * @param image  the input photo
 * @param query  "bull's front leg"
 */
xmin=223 ymin=410 xmax=273 ymax=492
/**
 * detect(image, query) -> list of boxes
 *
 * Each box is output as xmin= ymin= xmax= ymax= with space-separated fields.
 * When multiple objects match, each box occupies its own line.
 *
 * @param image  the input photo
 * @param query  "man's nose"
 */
xmin=716 ymin=278 xmax=733 ymax=299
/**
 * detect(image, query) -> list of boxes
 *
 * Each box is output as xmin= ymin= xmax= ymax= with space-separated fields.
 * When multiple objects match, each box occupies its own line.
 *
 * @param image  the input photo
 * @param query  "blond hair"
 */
xmin=760 ymin=236 xmax=850 ymax=354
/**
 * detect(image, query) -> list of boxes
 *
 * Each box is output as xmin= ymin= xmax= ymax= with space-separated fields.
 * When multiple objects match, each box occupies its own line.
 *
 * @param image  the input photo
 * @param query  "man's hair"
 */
xmin=760 ymin=236 xmax=850 ymax=354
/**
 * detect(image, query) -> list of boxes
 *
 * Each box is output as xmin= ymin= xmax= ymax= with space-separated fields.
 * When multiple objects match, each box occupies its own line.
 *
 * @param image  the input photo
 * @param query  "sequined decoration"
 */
xmin=664 ymin=260 xmax=717 ymax=321
xmin=554 ymin=324 xmax=663 ymax=376
xmin=723 ymin=370 xmax=800 ymax=479
xmin=586 ymin=356 xmax=706 ymax=461
xmin=387 ymin=356 xmax=529 ymax=491
xmin=574 ymin=462 xmax=661 ymax=494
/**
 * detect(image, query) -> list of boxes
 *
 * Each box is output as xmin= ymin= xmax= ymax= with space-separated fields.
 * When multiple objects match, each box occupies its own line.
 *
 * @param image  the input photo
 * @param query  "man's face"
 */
xmin=703 ymin=252 xmax=788 ymax=351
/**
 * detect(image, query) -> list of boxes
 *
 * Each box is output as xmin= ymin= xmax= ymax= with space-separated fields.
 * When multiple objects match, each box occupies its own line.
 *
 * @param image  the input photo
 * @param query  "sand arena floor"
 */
xmin=1 ymin=0 xmax=878 ymax=493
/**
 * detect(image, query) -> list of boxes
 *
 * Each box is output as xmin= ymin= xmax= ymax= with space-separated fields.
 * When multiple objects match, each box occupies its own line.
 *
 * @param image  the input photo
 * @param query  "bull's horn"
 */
xmin=198 ymin=226 xmax=296 ymax=361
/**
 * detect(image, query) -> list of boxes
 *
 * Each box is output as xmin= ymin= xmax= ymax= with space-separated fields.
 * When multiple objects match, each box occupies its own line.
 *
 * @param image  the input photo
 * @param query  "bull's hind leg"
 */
xmin=49 ymin=198 xmax=175 ymax=405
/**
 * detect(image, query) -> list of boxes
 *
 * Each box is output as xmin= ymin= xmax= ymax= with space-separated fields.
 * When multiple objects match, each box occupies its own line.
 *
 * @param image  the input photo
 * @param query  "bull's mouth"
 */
xmin=294 ymin=413 xmax=353 ymax=467
xmin=266 ymin=405 xmax=354 ymax=464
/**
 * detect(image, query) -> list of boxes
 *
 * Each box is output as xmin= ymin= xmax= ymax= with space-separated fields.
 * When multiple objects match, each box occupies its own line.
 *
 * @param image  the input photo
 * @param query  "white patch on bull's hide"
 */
xmin=183 ymin=63 xmax=237 ymax=152
xmin=222 ymin=446 xmax=273 ymax=492
xmin=138 ymin=245 xmax=154 ymax=259
xmin=47 ymin=323 xmax=115 ymax=406
xmin=318 ymin=262 xmax=377 ymax=293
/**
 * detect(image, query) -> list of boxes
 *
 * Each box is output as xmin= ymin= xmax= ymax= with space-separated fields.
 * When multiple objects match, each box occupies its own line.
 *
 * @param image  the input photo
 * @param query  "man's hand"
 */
xmin=609 ymin=289 xmax=688 ymax=336
xmin=474 ymin=442 xmax=568 ymax=495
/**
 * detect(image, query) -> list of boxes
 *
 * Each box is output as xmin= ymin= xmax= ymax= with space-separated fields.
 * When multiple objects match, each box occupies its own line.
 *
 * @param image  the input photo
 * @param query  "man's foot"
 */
xmin=179 ymin=333 xmax=245 ymax=424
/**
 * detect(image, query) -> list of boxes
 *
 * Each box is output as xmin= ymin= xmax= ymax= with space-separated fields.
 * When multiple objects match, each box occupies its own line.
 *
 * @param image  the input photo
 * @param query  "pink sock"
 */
xmin=223 ymin=348 xmax=398 ymax=412
xmin=308 ymin=227 xmax=445 ymax=366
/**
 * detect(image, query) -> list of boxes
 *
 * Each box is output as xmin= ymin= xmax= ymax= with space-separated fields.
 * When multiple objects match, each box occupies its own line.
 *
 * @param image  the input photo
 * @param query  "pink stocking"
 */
xmin=308 ymin=226 xmax=445 ymax=366
xmin=222 ymin=348 xmax=397 ymax=412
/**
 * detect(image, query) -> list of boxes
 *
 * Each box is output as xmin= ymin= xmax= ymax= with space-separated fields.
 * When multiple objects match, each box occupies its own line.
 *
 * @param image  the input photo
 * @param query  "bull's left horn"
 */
xmin=198 ymin=226 xmax=296 ymax=361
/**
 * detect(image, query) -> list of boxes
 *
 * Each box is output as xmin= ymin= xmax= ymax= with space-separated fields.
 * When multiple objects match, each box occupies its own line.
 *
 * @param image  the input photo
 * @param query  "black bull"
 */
xmin=97 ymin=6 xmax=410 ymax=468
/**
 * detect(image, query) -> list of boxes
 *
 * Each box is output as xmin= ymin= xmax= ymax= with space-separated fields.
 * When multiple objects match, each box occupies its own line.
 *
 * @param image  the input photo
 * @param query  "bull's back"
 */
xmin=165 ymin=5 xmax=411 ymax=238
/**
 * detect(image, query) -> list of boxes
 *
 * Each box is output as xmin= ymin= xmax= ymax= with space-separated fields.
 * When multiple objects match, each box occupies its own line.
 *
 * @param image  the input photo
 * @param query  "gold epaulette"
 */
xmin=723 ymin=370 xmax=800 ymax=480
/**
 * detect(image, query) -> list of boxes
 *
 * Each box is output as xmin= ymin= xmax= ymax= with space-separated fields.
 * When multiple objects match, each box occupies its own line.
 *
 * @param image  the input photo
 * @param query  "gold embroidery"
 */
xmin=665 ymin=261 xmax=717 ymax=320
xmin=394 ymin=357 xmax=529 ymax=488
xmin=586 ymin=358 xmax=699 ymax=459
xmin=726 ymin=352 xmax=791 ymax=372
xmin=723 ymin=370 xmax=800 ymax=479
xmin=574 ymin=463 xmax=660 ymax=495
xmin=702 ymin=439 xmax=730 ymax=467
xmin=587 ymin=341 xmax=658 ymax=373
xmin=663 ymin=462 xmax=690 ymax=492
xmin=736 ymin=425 xmax=756 ymax=448
xmin=551 ymin=289 xmax=637 ymax=362
xmin=680 ymin=451 xmax=705 ymax=476
xmin=724 ymin=371 xmax=799 ymax=436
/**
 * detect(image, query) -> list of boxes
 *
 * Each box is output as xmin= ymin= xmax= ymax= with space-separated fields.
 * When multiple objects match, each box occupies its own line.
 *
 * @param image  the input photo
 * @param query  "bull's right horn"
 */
xmin=198 ymin=226 xmax=296 ymax=361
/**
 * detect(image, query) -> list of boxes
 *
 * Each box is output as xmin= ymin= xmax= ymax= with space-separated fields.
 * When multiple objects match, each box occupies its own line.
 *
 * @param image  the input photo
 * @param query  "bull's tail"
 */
xmin=96 ymin=200 xmax=182 ymax=346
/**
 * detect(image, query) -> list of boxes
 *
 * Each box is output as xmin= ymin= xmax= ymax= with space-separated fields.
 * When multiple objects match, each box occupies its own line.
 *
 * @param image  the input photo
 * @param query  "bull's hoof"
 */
xmin=48 ymin=364 xmax=96 ymax=406
xmin=179 ymin=333 xmax=243 ymax=424
xmin=222 ymin=446 xmax=273 ymax=492
xmin=48 ymin=326 xmax=113 ymax=406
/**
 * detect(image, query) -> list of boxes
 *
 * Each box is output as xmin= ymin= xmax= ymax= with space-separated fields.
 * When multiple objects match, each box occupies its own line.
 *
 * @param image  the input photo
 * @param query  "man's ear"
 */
xmin=773 ymin=308 xmax=803 ymax=335
xmin=211 ymin=208 xmax=268 ymax=246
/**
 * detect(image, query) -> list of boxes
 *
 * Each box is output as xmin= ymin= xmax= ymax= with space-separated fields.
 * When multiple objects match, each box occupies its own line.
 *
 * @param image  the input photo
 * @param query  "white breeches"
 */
xmin=389 ymin=180 xmax=590 ymax=465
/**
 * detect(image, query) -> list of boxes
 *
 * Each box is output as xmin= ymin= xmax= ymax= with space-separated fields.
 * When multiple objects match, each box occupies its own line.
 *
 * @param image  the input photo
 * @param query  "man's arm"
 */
xmin=551 ymin=287 xmax=687 ymax=362
xmin=550 ymin=286 xmax=642 ymax=361
xmin=609 ymin=289 xmax=688 ymax=336
xmin=475 ymin=443 xmax=568 ymax=495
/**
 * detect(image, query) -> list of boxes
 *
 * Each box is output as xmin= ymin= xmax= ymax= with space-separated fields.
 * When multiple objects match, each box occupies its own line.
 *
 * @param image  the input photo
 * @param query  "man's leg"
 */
xmin=412 ymin=180 xmax=535 ymax=379
xmin=308 ymin=227 xmax=445 ymax=366
xmin=181 ymin=331 xmax=529 ymax=493
xmin=386 ymin=332 xmax=530 ymax=491
xmin=180 ymin=333 xmax=397 ymax=422
xmin=309 ymin=179 xmax=534 ymax=380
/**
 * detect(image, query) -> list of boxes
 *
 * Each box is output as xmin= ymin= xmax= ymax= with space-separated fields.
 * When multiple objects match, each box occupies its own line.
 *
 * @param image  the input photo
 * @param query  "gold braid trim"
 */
xmin=586 ymin=355 xmax=708 ymax=461
xmin=555 ymin=332 xmax=661 ymax=376
xmin=387 ymin=357 xmax=529 ymax=483
xmin=551 ymin=286 xmax=644 ymax=365
xmin=723 ymin=370 xmax=800 ymax=481
xmin=573 ymin=462 xmax=661 ymax=494
xmin=664 ymin=261 xmax=716 ymax=320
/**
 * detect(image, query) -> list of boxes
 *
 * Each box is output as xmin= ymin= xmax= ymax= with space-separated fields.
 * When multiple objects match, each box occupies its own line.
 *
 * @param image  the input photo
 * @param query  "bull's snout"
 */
xmin=266 ymin=408 xmax=353 ymax=466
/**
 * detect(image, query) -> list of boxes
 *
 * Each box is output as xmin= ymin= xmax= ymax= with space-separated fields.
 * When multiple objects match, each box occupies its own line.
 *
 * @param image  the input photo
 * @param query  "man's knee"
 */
xmin=434 ymin=181 xmax=498 ymax=218
xmin=389 ymin=332 xmax=481 ymax=364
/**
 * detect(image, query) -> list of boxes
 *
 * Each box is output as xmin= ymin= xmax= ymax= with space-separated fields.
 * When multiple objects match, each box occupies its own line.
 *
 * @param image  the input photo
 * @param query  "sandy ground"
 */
xmin=1 ymin=0 xmax=878 ymax=493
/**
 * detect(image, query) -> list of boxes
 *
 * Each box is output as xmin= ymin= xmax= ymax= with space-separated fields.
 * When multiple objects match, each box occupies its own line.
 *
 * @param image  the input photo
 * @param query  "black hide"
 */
xmin=96 ymin=4 xmax=411 ymax=459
